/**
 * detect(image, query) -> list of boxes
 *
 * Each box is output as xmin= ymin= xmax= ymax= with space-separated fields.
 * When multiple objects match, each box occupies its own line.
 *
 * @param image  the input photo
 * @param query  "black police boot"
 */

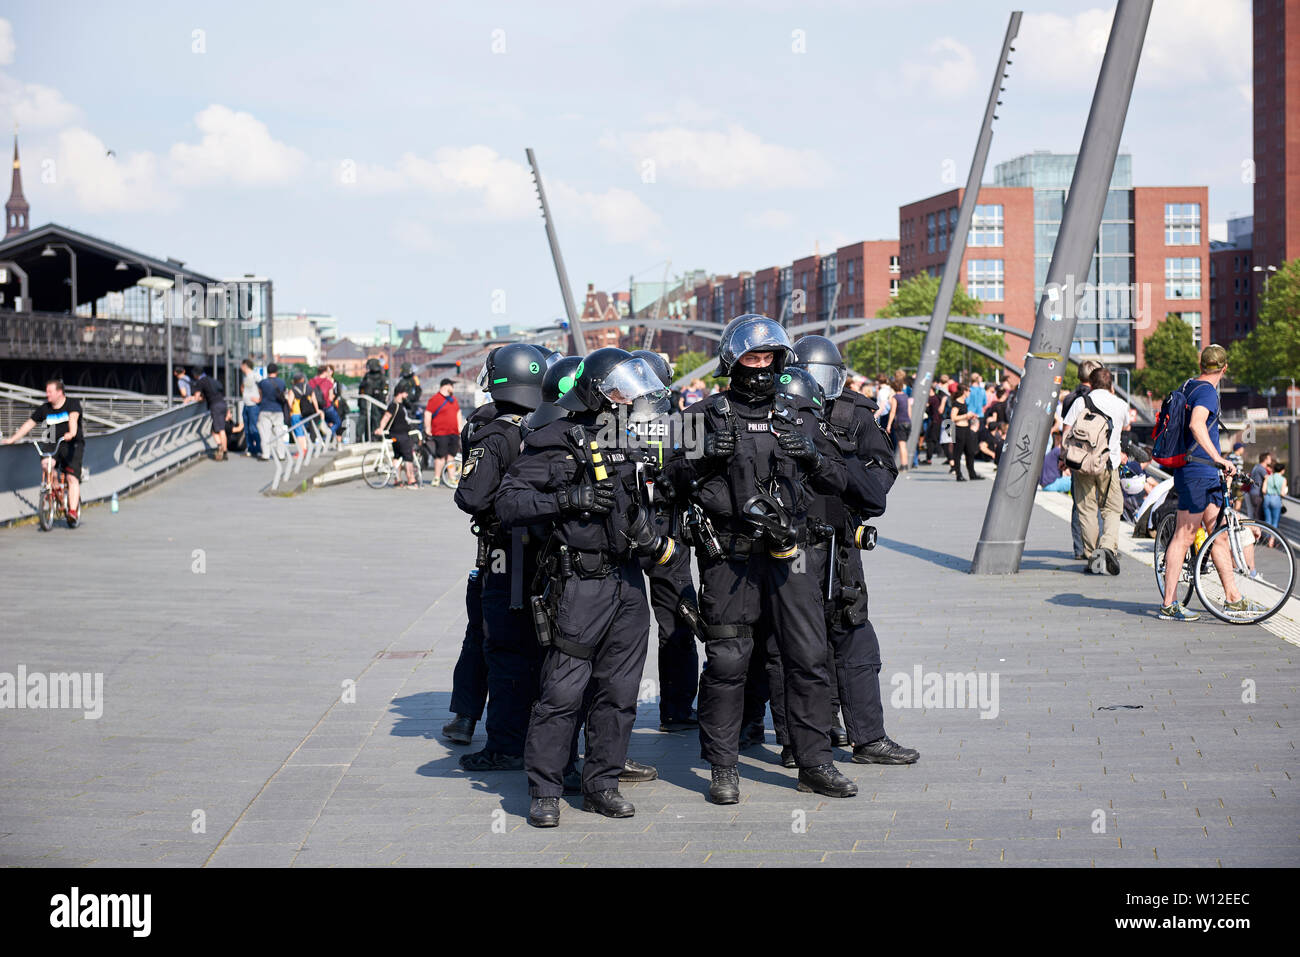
xmin=562 ymin=766 xmax=582 ymax=795
xmin=659 ymin=709 xmax=700 ymax=733
xmin=528 ymin=796 xmax=561 ymax=828
xmin=780 ymin=746 xmax=798 ymax=769
xmin=829 ymin=725 xmax=851 ymax=748
xmin=583 ymin=788 xmax=635 ymax=818
xmin=619 ymin=758 xmax=659 ymax=782
xmin=458 ymin=749 xmax=524 ymax=772
xmin=441 ymin=715 xmax=475 ymax=745
xmin=708 ymin=765 xmax=741 ymax=805
xmin=738 ymin=720 xmax=765 ymax=750
xmin=797 ymin=763 xmax=858 ymax=798
xmin=852 ymin=735 xmax=920 ymax=765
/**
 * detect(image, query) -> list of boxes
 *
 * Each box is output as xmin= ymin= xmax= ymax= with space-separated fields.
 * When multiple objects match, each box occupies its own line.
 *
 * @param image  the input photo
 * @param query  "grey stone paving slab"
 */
xmin=1 ymin=457 xmax=1296 ymax=867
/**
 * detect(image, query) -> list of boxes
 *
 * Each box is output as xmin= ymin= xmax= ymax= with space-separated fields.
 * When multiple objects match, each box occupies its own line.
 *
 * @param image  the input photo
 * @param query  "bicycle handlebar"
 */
xmin=31 ymin=438 xmax=65 ymax=457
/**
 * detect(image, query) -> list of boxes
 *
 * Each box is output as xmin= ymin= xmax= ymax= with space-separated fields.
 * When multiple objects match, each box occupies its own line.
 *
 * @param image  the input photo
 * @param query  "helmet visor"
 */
xmin=599 ymin=357 xmax=670 ymax=407
xmin=544 ymin=351 xmax=564 ymax=371
xmin=722 ymin=318 xmax=794 ymax=370
xmin=475 ymin=363 xmax=491 ymax=390
xmin=803 ymin=362 xmax=846 ymax=399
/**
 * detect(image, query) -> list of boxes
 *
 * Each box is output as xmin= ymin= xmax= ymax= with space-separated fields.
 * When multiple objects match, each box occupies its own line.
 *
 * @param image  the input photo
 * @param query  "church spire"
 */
xmin=6 ymin=127 xmax=30 ymax=239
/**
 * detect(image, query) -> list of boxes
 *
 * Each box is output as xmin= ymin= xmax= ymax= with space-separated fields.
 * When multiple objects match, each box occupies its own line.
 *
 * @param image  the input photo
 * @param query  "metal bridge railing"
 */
xmin=0 ymin=381 xmax=172 ymax=439
xmin=266 ymin=407 xmax=334 ymax=491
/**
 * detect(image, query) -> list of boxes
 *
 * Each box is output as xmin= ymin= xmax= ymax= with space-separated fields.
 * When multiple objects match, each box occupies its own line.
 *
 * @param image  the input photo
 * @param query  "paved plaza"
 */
xmin=0 ymin=457 xmax=1296 ymax=868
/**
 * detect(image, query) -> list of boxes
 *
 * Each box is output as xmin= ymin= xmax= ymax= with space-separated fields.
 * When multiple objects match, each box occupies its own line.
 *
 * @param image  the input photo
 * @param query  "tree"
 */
xmin=842 ymin=273 xmax=1005 ymax=380
xmin=671 ymin=349 xmax=723 ymax=387
xmin=1227 ymin=258 xmax=1300 ymax=391
xmin=1133 ymin=313 xmax=1199 ymax=398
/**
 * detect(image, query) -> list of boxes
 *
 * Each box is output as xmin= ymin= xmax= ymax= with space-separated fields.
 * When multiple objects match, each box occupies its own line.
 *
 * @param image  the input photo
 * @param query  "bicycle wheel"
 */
xmin=442 ymin=459 xmax=462 ymax=489
xmin=361 ymin=448 xmax=394 ymax=489
xmin=411 ymin=456 xmax=423 ymax=488
xmin=38 ymin=489 xmax=55 ymax=531
xmin=1153 ymin=514 xmax=1194 ymax=608
xmin=1194 ymin=520 xmax=1296 ymax=625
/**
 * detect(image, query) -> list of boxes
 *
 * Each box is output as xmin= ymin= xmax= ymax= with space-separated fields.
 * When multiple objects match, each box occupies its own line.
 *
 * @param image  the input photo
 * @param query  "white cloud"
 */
xmin=395 ymin=146 xmax=536 ymax=219
xmin=0 ymin=73 xmax=81 ymax=128
xmin=391 ymin=221 xmax=446 ymax=253
xmin=51 ymin=127 xmax=174 ymax=212
xmin=1018 ymin=2 xmax=1251 ymax=91
xmin=642 ymin=97 xmax=721 ymax=127
xmin=168 ymin=105 xmax=307 ymax=187
xmin=0 ymin=19 xmax=15 ymax=66
xmin=903 ymin=37 xmax=978 ymax=99
xmin=603 ymin=124 xmax=832 ymax=189
xmin=553 ymin=182 xmax=661 ymax=244
xmin=744 ymin=208 xmax=795 ymax=230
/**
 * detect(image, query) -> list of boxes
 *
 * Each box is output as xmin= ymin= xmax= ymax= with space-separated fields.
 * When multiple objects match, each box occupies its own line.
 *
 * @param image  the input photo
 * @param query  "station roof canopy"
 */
xmin=0 ymin=222 xmax=221 ymax=315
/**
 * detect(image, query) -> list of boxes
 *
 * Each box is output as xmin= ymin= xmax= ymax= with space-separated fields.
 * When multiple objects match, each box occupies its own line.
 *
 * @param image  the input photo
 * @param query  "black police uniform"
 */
xmin=359 ymin=367 xmax=388 ymax=442
xmin=495 ymin=413 xmax=650 ymax=798
xmin=454 ymin=403 xmax=544 ymax=758
xmin=677 ymin=390 xmax=846 ymax=769
xmin=396 ymin=372 xmax=422 ymax=420
xmin=447 ymin=402 xmax=498 ymax=725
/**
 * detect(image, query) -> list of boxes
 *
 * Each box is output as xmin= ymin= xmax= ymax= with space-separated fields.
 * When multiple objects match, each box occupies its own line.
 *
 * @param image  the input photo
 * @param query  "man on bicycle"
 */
xmin=1159 ymin=345 xmax=1258 ymax=620
xmin=2 ymin=377 xmax=85 ymax=526
xmin=377 ymin=382 xmax=419 ymax=488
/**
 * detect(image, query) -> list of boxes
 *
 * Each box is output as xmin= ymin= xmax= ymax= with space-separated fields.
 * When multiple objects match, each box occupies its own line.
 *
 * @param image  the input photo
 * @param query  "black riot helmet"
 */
xmin=558 ymin=348 xmax=669 ymax=414
xmin=717 ymin=314 xmax=795 ymax=400
xmin=792 ymin=334 xmax=847 ymax=400
xmin=480 ymin=343 xmax=546 ymax=410
xmin=525 ymin=355 xmax=582 ymax=431
xmin=400 ymin=362 xmax=414 ymax=377
xmin=365 ymin=357 xmax=382 ymax=374
xmin=535 ymin=346 xmax=564 ymax=371
xmin=775 ymin=366 xmax=825 ymax=411
xmin=631 ymin=350 xmax=672 ymax=387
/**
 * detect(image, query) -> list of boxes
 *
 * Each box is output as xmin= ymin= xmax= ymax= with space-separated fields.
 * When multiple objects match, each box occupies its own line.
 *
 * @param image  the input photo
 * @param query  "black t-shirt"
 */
xmin=384 ymin=401 xmax=412 ymax=434
xmin=30 ymin=397 xmax=85 ymax=444
xmin=192 ymin=373 xmax=225 ymax=407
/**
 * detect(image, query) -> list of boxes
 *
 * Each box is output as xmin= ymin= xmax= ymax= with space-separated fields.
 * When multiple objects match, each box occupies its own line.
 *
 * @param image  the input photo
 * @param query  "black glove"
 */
xmin=556 ymin=480 xmax=615 ymax=516
xmin=778 ymin=429 xmax=819 ymax=461
xmin=627 ymin=505 xmax=663 ymax=556
xmin=703 ymin=428 xmax=736 ymax=459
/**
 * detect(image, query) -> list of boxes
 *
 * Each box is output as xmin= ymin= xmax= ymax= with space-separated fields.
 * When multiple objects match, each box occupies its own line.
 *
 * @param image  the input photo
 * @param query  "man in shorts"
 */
xmin=2 ymin=378 xmax=86 ymax=526
xmin=378 ymin=383 xmax=419 ymax=488
xmin=424 ymin=378 xmax=464 ymax=488
xmin=1159 ymin=345 xmax=1258 ymax=620
xmin=185 ymin=368 xmax=229 ymax=460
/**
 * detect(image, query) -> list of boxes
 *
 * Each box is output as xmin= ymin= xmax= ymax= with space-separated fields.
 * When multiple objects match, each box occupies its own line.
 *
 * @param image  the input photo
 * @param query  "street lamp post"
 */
xmin=1252 ymin=264 xmax=1278 ymax=297
xmin=138 ymin=275 xmax=176 ymax=402
xmin=41 ymin=243 xmax=78 ymax=315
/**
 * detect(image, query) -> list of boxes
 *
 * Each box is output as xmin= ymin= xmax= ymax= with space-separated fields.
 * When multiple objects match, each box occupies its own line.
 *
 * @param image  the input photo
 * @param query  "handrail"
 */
xmin=266 ymin=407 xmax=333 ymax=491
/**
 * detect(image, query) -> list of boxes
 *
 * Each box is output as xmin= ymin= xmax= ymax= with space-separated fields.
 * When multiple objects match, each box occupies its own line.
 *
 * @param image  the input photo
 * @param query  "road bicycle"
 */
xmin=1154 ymin=468 xmax=1296 ymax=624
xmin=362 ymin=430 xmax=423 ymax=490
xmin=32 ymin=438 xmax=71 ymax=531
xmin=440 ymin=453 xmax=462 ymax=489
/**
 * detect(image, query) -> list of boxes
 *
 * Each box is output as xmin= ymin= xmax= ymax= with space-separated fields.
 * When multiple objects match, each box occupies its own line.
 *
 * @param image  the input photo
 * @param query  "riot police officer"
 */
xmin=793 ymin=335 xmax=919 ymax=765
xmin=630 ymin=350 xmax=700 ymax=732
xmin=496 ymin=348 xmax=670 ymax=828
xmin=442 ymin=348 xmax=504 ymax=746
xmin=358 ymin=358 xmax=389 ymax=442
xmin=395 ymin=362 xmax=422 ymax=419
xmin=453 ymin=344 xmax=549 ymax=772
xmin=671 ymin=315 xmax=856 ymax=803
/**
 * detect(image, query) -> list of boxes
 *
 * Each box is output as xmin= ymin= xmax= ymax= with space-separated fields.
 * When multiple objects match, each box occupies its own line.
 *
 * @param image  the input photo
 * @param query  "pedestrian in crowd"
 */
xmin=222 ymin=405 xmax=247 ymax=454
xmin=1062 ymin=359 xmax=1102 ymax=558
xmin=1064 ymin=366 xmax=1127 ymax=575
xmin=424 ymin=378 xmax=464 ymax=488
xmin=255 ymin=362 xmax=289 ymax=461
xmin=239 ymin=359 xmax=263 ymax=458
xmin=1228 ymin=441 xmax=1246 ymax=473
xmin=949 ymin=382 xmax=981 ymax=481
xmin=984 ymin=383 xmax=1009 ymax=429
xmin=174 ymin=366 xmax=192 ymax=400
xmin=883 ymin=371 xmax=912 ymax=474
xmin=682 ymin=378 xmax=707 ymax=408
xmin=184 ymin=368 xmax=229 ymax=461
xmin=966 ymin=372 xmax=987 ymax=421
xmin=1 ymin=377 xmax=86 ymax=526
xmin=924 ymin=383 xmax=948 ymax=466
xmin=288 ymin=371 xmax=321 ymax=456
xmin=874 ymin=374 xmax=893 ymax=423
xmin=310 ymin=365 xmax=342 ymax=447
xmin=977 ymin=419 xmax=1007 ymax=464
xmin=358 ymin=358 xmax=388 ymax=441
xmin=1040 ymin=431 xmax=1072 ymax=492
xmin=1262 ymin=464 xmax=1287 ymax=544
xmin=1247 ymin=452 xmax=1272 ymax=520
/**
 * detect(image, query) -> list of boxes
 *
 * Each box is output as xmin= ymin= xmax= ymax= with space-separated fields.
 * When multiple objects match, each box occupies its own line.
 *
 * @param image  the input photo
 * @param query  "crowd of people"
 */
xmin=440 ymin=319 xmax=919 ymax=828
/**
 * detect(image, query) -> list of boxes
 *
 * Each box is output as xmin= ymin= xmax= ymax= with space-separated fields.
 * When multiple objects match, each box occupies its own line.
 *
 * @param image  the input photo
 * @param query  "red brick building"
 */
xmin=1253 ymin=0 xmax=1300 ymax=274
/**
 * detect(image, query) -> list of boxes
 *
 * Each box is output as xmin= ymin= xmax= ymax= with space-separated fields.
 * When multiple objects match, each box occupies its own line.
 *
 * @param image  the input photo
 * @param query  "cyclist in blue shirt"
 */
xmin=1159 ymin=345 xmax=1256 ymax=620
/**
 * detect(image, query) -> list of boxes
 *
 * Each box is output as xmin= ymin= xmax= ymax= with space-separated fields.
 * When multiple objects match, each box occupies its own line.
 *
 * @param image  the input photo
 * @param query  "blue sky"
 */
xmin=1 ymin=0 xmax=1253 ymax=338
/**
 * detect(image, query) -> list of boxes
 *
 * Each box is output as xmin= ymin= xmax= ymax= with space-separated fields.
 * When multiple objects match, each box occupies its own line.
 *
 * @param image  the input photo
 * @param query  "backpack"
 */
xmin=1151 ymin=379 xmax=1213 ymax=469
xmin=1062 ymin=394 xmax=1113 ymax=476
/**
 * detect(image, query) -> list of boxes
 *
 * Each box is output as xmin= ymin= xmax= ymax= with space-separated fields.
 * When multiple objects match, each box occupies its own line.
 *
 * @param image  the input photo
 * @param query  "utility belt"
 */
xmin=470 ymin=517 xmax=502 ymax=569
xmin=529 ymin=543 xmax=630 ymax=661
xmin=806 ymin=519 xmax=878 ymax=551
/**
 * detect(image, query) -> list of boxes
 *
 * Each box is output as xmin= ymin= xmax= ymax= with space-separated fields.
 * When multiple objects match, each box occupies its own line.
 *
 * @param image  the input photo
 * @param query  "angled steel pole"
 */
xmin=822 ymin=282 xmax=841 ymax=336
xmin=526 ymin=148 xmax=586 ymax=355
xmin=905 ymin=10 xmax=1021 ymax=465
xmin=972 ymin=0 xmax=1152 ymax=575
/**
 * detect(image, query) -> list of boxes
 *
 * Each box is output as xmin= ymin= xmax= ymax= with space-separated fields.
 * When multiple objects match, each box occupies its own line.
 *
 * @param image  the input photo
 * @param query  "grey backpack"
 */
xmin=1062 ymin=394 xmax=1113 ymax=476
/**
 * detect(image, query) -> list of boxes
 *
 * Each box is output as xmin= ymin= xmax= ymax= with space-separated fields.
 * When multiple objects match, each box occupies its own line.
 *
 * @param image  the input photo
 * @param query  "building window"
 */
xmin=889 ymin=255 xmax=900 ymax=274
xmin=890 ymin=278 xmax=899 ymax=297
xmin=1177 ymin=311 xmax=1202 ymax=350
xmin=939 ymin=229 xmax=946 ymax=252
xmin=1164 ymin=203 xmax=1201 ymax=245
xmin=927 ymin=213 xmax=936 ymax=254
xmin=969 ymin=204 xmax=1004 ymax=246
xmin=1165 ymin=257 xmax=1202 ymax=300
xmin=967 ymin=259 xmax=1004 ymax=301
